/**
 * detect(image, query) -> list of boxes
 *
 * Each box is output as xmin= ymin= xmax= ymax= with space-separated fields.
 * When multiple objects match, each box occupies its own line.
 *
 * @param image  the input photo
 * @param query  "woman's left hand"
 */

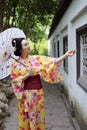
xmin=66 ymin=50 xmax=77 ymax=57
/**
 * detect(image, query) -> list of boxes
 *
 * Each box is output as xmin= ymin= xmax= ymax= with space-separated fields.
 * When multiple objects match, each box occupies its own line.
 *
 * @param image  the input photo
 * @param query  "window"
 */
xmin=63 ymin=36 xmax=68 ymax=74
xmin=54 ymin=42 xmax=56 ymax=57
xmin=76 ymin=24 xmax=87 ymax=92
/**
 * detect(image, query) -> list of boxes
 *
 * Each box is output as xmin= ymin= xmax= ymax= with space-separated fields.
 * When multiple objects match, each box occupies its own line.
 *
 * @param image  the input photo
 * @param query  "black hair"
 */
xmin=12 ymin=38 xmax=25 ymax=56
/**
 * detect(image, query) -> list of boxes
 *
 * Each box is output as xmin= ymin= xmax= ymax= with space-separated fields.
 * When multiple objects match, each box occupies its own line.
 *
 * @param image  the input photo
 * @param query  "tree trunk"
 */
xmin=34 ymin=43 xmax=39 ymax=55
xmin=0 ymin=0 xmax=5 ymax=32
xmin=11 ymin=6 xmax=16 ymax=27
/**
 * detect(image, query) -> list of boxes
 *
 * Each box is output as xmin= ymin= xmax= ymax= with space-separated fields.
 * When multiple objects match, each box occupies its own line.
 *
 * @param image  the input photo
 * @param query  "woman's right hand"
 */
xmin=26 ymin=67 xmax=32 ymax=76
xmin=65 ymin=50 xmax=77 ymax=57
xmin=22 ymin=67 xmax=32 ymax=81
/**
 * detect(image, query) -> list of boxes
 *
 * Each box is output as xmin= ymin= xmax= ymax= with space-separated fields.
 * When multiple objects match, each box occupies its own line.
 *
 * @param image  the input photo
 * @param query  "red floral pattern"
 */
xmin=10 ymin=55 xmax=63 ymax=130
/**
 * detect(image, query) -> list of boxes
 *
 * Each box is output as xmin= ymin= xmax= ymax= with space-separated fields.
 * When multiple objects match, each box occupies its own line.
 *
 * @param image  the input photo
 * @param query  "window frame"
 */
xmin=63 ymin=35 xmax=68 ymax=74
xmin=57 ymin=40 xmax=60 ymax=57
xmin=76 ymin=24 xmax=87 ymax=92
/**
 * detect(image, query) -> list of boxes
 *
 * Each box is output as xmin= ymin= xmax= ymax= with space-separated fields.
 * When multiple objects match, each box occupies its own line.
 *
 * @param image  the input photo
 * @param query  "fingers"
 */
xmin=26 ymin=67 xmax=31 ymax=75
xmin=70 ymin=50 xmax=77 ymax=53
xmin=72 ymin=50 xmax=77 ymax=54
xmin=26 ymin=67 xmax=33 ymax=76
xmin=68 ymin=50 xmax=77 ymax=56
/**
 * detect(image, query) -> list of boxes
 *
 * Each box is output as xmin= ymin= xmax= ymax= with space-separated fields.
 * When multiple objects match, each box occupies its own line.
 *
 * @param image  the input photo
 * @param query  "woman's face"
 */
xmin=21 ymin=40 xmax=30 ymax=52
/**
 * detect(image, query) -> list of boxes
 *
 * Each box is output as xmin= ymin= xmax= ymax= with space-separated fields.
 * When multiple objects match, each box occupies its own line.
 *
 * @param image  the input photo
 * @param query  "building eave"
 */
xmin=48 ymin=0 xmax=72 ymax=39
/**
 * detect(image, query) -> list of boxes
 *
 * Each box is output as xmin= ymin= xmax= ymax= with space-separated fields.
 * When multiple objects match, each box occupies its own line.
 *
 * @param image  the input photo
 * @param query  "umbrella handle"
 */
xmin=11 ymin=56 xmax=27 ymax=67
xmin=5 ymin=52 xmax=28 ymax=67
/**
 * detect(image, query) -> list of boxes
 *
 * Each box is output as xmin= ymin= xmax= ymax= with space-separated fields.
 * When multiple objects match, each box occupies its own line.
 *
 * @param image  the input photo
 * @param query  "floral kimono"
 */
xmin=10 ymin=55 xmax=63 ymax=130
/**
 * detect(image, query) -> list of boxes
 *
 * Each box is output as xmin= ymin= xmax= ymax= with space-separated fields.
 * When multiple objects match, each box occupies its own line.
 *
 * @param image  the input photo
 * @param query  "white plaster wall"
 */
xmin=49 ymin=0 xmax=87 ymax=124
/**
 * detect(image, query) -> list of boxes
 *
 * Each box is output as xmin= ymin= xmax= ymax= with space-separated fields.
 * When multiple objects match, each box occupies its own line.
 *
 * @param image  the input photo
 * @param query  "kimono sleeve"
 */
xmin=36 ymin=56 xmax=63 ymax=83
xmin=10 ymin=63 xmax=24 ymax=100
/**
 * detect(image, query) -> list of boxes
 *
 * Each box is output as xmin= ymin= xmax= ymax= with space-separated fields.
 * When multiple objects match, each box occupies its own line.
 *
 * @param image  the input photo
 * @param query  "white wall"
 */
xmin=49 ymin=0 xmax=87 ymax=125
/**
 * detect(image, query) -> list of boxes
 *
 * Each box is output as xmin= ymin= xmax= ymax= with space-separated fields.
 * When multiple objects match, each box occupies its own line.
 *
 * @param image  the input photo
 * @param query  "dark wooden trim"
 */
xmin=76 ymin=32 xmax=80 ymax=79
xmin=57 ymin=40 xmax=60 ymax=57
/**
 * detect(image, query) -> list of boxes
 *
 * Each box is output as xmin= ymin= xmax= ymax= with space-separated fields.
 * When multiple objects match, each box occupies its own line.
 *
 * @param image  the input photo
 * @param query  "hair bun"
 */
xmin=11 ymin=38 xmax=25 ymax=56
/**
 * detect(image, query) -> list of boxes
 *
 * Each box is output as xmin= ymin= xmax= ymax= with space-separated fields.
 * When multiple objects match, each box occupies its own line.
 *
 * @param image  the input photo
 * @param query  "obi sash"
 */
xmin=24 ymin=74 xmax=42 ymax=90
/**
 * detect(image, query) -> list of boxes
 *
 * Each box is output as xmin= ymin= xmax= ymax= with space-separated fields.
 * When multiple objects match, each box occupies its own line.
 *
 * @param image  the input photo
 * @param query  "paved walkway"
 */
xmin=4 ymin=82 xmax=75 ymax=130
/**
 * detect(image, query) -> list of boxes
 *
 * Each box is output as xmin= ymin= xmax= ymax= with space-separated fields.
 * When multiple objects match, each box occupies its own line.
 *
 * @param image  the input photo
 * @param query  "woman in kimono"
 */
xmin=10 ymin=38 xmax=76 ymax=130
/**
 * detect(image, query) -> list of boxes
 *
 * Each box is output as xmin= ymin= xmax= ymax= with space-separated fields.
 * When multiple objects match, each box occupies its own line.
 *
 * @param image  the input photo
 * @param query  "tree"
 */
xmin=0 ymin=0 xmax=58 ymax=35
xmin=0 ymin=0 xmax=19 ymax=32
xmin=0 ymin=0 xmax=59 ymax=53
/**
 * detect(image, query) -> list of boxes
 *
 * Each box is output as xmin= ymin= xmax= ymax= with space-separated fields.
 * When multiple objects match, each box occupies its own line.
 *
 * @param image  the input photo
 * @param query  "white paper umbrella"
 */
xmin=0 ymin=27 xmax=26 ymax=79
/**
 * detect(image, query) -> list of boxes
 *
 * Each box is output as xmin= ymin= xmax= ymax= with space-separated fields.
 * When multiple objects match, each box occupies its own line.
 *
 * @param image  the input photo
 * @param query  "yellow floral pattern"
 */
xmin=10 ymin=55 xmax=63 ymax=130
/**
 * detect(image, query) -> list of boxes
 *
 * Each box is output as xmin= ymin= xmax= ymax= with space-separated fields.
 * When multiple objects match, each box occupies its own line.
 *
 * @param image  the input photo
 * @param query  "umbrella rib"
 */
xmin=6 ymin=28 xmax=15 ymax=44
xmin=0 ymin=32 xmax=8 ymax=51
xmin=8 ymin=28 xmax=14 ymax=44
xmin=5 ymin=62 xmax=7 ymax=77
xmin=8 ymin=28 xmax=19 ymax=44
xmin=0 ymin=33 xmax=6 ymax=51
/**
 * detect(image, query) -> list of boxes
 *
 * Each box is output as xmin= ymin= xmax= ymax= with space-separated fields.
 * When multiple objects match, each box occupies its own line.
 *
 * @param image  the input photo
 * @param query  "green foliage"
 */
xmin=38 ymin=40 xmax=48 ymax=55
xmin=29 ymin=39 xmax=48 ymax=55
xmin=0 ymin=0 xmax=58 ymax=38
xmin=0 ymin=0 xmax=59 ymax=53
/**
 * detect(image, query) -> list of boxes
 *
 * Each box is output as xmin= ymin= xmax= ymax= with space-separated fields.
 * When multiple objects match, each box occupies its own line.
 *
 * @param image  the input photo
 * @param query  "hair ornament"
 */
xmin=13 ymin=39 xmax=16 ymax=51
xmin=13 ymin=39 xmax=16 ymax=43
xmin=13 ymin=40 xmax=17 ymax=51
xmin=13 ymin=39 xmax=16 ymax=45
